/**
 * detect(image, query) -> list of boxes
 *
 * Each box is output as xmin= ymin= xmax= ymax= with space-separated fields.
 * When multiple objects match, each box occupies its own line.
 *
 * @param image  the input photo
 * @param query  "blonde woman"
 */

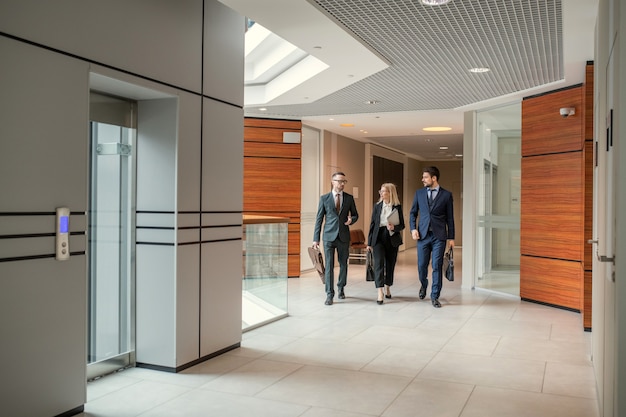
xmin=367 ymin=183 xmax=405 ymax=304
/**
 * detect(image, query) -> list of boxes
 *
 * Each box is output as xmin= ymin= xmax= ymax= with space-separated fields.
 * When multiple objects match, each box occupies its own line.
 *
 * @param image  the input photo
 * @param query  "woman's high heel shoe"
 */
xmin=377 ymin=299 xmax=383 ymax=305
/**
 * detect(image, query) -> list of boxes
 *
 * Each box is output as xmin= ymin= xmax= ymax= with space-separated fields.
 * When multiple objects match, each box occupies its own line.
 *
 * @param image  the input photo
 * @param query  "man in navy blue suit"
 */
xmin=409 ymin=166 xmax=455 ymax=308
xmin=313 ymin=172 xmax=359 ymax=305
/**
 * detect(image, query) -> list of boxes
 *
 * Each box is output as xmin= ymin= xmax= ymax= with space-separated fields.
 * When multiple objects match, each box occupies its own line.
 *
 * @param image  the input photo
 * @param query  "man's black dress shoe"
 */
xmin=432 ymin=298 xmax=441 ymax=308
xmin=338 ymin=289 xmax=345 ymax=299
xmin=325 ymin=296 xmax=333 ymax=305
xmin=419 ymin=287 xmax=426 ymax=299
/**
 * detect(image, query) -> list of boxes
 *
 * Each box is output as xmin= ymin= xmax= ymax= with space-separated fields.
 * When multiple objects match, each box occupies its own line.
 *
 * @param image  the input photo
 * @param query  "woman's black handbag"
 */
xmin=366 ymin=250 xmax=375 ymax=281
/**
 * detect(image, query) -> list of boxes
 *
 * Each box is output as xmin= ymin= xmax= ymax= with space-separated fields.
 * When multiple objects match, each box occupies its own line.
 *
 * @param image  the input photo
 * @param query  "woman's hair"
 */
xmin=379 ymin=183 xmax=401 ymax=205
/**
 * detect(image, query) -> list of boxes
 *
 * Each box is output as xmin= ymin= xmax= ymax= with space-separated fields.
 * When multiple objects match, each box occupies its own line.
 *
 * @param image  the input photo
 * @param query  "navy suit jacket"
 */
xmin=313 ymin=192 xmax=358 ymax=243
xmin=409 ymin=187 xmax=455 ymax=241
xmin=367 ymin=202 xmax=405 ymax=247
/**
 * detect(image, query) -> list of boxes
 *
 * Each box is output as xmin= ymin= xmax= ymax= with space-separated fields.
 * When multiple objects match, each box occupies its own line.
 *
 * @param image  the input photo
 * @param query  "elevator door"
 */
xmin=87 ymin=93 xmax=136 ymax=379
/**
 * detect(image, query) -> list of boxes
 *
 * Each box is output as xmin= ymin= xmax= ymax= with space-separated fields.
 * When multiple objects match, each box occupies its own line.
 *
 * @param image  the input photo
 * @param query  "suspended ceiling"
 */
xmin=219 ymin=0 xmax=597 ymax=160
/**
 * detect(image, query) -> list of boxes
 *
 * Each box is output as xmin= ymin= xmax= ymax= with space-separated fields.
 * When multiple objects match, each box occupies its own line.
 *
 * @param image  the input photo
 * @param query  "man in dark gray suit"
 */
xmin=313 ymin=172 xmax=359 ymax=305
xmin=409 ymin=166 xmax=455 ymax=308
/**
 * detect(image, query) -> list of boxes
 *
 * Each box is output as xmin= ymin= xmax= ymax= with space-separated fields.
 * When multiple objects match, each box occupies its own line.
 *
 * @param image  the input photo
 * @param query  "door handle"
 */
xmin=599 ymin=255 xmax=615 ymax=263
xmin=588 ymin=239 xmax=598 ymax=244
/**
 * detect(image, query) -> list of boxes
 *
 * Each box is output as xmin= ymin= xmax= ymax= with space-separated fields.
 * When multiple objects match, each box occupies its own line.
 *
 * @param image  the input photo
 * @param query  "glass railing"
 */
xmin=242 ymin=215 xmax=289 ymax=331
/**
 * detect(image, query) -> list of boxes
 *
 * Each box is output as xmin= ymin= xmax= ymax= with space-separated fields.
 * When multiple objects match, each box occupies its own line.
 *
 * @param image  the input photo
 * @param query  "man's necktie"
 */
xmin=335 ymin=193 xmax=341 ymax=213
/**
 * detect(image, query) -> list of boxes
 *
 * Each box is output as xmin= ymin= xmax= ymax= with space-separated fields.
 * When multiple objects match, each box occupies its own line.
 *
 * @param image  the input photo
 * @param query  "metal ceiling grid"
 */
xmin=247 ymin=0 xmax=562 ymax=119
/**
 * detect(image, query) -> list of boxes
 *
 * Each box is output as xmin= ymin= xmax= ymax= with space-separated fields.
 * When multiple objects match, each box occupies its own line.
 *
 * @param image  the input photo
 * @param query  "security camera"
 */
xmin=560 ymin=107 xmax=575 ymax=118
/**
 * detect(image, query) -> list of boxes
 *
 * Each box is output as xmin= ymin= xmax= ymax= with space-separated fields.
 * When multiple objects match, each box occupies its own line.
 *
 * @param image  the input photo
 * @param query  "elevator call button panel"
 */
xmin=56 ymin=207 xmax=70 ymax=261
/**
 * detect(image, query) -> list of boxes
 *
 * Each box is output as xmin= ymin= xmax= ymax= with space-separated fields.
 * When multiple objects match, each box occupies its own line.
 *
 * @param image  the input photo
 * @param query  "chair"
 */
xmin=349 ymin=229 xmax=368 ymax=264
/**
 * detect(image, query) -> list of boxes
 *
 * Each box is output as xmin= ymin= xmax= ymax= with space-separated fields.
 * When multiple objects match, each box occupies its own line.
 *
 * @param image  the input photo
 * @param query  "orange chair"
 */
xmin=349 ymin=229 xmax=368 ymax=263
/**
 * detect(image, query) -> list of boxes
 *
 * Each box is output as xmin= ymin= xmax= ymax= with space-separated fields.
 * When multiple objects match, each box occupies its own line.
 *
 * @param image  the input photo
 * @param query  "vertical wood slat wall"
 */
xmin=520 ymin=63 xmax=594 ymax=329
xmin=243 ymin=118 xmax=302 ymax=277
xmin=582 ymin=63 xmax=594 ymax=330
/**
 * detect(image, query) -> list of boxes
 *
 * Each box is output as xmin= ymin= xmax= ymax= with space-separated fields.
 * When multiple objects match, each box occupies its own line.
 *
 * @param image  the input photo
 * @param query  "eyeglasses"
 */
xmin=333 ymin=179 xmax=348 ymax=184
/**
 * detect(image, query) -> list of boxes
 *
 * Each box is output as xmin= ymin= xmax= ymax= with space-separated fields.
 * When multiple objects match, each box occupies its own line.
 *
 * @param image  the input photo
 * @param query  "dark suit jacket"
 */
xmin=409 ymin=187 xmax=455 ymax=241
xmin=367 ymin=202 xmax=405 ymax=248
xmin=313 ymin=191 xmax=358 ymax=243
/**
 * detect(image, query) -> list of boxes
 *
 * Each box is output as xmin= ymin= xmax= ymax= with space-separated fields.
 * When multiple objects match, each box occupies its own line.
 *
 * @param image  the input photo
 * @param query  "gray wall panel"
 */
xmin=137 ymin=99 xmax=178 ymax=212
xmin=200 ymin=240 xmax=242 ymax=356
xmin=0 ymin=38 xmax=88 ymax=417
xmin=0 ymin=38 xmax=89 ymax=212
xmin=176 ymin=245 xmax=201 ymax=366
xmin=177 ymin=92 xmax=202 ymax=212
xmin=203 ymin=0 xmax=245 ymax=106
xmin=136 ymin=245 xmax=176 ymax=367
xmin=202 ymin=100 xmax=244 ymax=212
xmin=0 ymin=257 xmax=86 ymax=417
xmin=0 ymin=0 xmax=203 ymax=93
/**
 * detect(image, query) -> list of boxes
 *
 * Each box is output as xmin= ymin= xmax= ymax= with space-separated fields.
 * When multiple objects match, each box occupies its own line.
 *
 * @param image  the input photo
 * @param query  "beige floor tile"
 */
xmin=460 ymin=386 xmax=599 ymax=417
xmin=140 ymin=389 xmax=310 ymax=417
xmin=543 ymin=361 xmax=597 ymax=399
xmin=256 ymin=365 xmax=412 ymax=415
xmin=458 ymin=316 xmax=552 ymax=340
xmin=83 ymin=250 xmax=599 ymax=417
xmin=84 ymin=380 xmax=191 ymax=417
xmin=493 ymin=336 xmax=592 ymax=365
xmin=263 ymin=337 xmax=388 ymax=370
xmin=441 ymin=332 xmax=501 ymax=356
xmin=382 ymin=378 xmax=474 ymax=417
xmin=300 ymin=407 xmax=374 ymax=417
xmin=360 ymin=346 xmax=438 ymax=377
xmin=87 ymin=373 xmax=142 ymax=402
xmin=418 ymin=352 xmax=545 ymax=392
xmin=230 ymin=332 xmax=299 ymax=358
xmin=349 ymin=324 xmax=455 ymax=351
xmin=199 ymin=359 xmax=302 ymax=396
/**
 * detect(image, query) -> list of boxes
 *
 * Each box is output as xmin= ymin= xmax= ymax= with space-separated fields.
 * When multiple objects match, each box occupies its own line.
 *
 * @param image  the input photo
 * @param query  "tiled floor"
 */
xmin=81 ymin=249 xmax=599 ymax=417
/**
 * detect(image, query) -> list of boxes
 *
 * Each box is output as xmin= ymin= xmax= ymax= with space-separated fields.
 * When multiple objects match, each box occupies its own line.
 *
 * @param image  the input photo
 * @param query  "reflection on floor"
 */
xmin=476 ymin=269 xmax=520 ymax=297
xmin=81 ymin=249 xmax=598 ymax=417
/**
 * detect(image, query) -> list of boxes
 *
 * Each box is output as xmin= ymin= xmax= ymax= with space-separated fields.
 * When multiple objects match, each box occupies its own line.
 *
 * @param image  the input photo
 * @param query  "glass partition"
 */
xmin=475 ymin=103 xmax=521 ymax=296
xmin=242 ymin=215 xmax=289 ymax=331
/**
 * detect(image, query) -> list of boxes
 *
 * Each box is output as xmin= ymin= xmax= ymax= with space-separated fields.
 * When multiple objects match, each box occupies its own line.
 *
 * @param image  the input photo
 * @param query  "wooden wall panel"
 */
xmin=243 ymin=158 xmax=301 ymax=212
xmin=520 ymin=81 xmax=591 ymax=319
xmin=584 ymin=63 xmax=594 ymax=140
xmin=584 ymin=140 xmax=594 ymax=268
xmin=582 ymin=62 xmax=594 ymax=330
xmin=245 ymin=118 xmax=302 ymax=130
xmin=244 ymin=142 xmax=301 ymax=159
xmin=243 ymin=117 xmax=302 ymax=277
xmin=520 ymin=152 xmax=584 ymax=261
xmin=522 ymin=86 xmax=583 ymax=156
xmin=520 ymin=255 xmax=582 ymax=310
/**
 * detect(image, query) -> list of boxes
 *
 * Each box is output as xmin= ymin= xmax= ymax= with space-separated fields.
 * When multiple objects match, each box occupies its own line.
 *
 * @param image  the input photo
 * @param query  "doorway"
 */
xmin=87 ymin=92 xmax=137 ymax=379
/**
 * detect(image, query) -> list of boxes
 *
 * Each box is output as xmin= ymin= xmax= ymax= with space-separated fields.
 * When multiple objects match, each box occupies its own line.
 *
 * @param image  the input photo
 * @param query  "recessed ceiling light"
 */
xmin=423 ymin=126 xmax=452 ymax=132
xmin=340 ymin=123 xmax=354 ymax=127
xmin=259 ymin=108 xmax=267 ymax=111
xmin=439 ymin=146 xmax=449 ymax=150
xmin=469 ymin=67 xmax=490 ymax=73
xmin=455 ymin=154 xmax=463 ymax=157
xmin=420 ymin=0 xmax=452 ymax=5
xmin=365 ymin=100 xmax=379 ymax=104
